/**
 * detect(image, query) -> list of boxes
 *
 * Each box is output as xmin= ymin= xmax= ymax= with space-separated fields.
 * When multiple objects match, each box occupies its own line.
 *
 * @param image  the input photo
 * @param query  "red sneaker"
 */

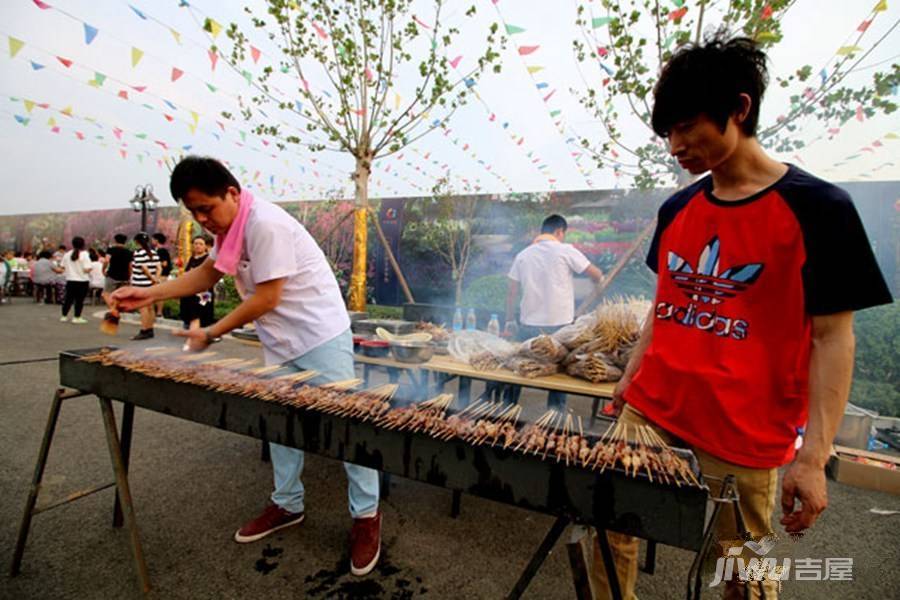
xmin=350 ymin=512 xmax=382 ymax=576
xmin=233 ymin=505 xmax=304 ymax=543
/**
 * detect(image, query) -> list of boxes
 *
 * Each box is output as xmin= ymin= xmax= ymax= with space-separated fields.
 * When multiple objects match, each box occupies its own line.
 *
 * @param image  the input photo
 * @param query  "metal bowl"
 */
xmin=389 ymin=340 xmax=434 ymax=364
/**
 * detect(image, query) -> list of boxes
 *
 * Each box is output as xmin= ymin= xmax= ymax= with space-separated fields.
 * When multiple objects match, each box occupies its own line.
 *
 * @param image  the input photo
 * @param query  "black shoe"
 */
xmin=131 ymin=329 xmax=155 ymax=341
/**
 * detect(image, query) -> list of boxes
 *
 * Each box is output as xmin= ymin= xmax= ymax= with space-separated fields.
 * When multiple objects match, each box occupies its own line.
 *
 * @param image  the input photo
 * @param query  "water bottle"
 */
xmin=465 ymin=308 xmax=477 ymax=331
xmin=487 ymin=314 xmax=500 ymax=337
xmin=452 ymin=308 xmax=463 ymax=332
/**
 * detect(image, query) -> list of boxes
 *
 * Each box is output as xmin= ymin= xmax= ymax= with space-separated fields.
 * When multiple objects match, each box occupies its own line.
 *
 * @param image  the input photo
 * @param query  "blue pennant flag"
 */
xmin=83 ymin=24 xmax=99 ymax=45
xmin=129 ymin=5 xmax=147 ymax=19
xmin=14 ymin=114 xmax=29 ymax=125
xmin=30 ymin=60 xmax=45 ymax=70
xmin=163 ymin=99 xmax=177 ymax=110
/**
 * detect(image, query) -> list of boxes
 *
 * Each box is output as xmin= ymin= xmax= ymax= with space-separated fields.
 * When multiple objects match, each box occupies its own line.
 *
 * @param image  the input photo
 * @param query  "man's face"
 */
xmin=666 ymin=113 xmax=741 ymax=175
xmin=182 ymin=187 xmax=240 ymax=236
xmin=192 ymin=238 xmax=207 ymax=256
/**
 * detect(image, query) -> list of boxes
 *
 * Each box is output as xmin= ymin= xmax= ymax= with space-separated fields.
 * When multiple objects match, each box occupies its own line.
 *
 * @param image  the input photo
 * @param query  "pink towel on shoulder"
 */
xmin=214 ymin=188 xmax=255 ymax=275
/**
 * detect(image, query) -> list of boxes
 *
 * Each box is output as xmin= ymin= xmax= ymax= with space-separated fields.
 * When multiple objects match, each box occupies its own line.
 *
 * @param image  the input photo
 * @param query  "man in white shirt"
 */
xmin=505 ymin=215 xmax=603 ymax=407
xmin=111 ymin=156 xmax=382 ymax=577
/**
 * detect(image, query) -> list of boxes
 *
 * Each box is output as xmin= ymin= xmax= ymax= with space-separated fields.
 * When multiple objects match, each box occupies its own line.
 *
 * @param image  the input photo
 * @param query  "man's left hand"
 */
xmin=173 ymin=325 xmax=212 ymax=352
xmin=780 ymin=458 xmax=828 ymax=533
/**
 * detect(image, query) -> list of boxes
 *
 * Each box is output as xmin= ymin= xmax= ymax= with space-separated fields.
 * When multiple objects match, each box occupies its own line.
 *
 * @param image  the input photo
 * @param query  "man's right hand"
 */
xmin=608 ymin=375 xmax=631 ymax=417
xmin=110 ymin=286 xmax=155 ymax=311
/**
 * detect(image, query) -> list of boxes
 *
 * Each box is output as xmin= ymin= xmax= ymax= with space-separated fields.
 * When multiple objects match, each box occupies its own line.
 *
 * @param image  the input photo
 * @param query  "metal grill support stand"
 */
xmin=9 ymin=389 xmax=150 ymax=594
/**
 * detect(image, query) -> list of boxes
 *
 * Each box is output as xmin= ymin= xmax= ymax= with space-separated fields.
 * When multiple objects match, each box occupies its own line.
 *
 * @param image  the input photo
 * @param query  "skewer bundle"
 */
xmin=503 ymin=356 xmax=560 ymax=379
xmin=565 ymin=352 xmax=623 ymax=383
xmin=520 ymin=335 xmax=568 ymax=363
xmin=469 ymin=351 xmax=502 ymax=371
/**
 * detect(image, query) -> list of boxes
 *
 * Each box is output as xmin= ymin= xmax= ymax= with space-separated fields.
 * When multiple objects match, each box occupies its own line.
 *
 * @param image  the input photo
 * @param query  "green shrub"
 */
xmin=366 ymin=305 xmax=403 ymax=319
xmin=462 ymin=274 xmax=508 ymax=314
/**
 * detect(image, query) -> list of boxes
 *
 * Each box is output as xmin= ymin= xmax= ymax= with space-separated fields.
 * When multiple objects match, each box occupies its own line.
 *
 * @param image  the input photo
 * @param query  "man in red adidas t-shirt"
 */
xmin=592 ymin=35 xmax=892 ymax=599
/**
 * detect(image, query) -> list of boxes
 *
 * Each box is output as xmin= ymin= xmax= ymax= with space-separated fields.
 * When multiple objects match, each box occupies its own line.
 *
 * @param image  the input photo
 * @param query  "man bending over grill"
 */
xmin=595 ymin=35 xmax=892 ymax=599
xmin=110 ymin=156 xmax=382 ymax=577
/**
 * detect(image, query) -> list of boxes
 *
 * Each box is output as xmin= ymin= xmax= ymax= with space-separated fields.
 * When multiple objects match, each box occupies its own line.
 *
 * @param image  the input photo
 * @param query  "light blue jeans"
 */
xmin=269 ymin=329 xmax=380 ymax=518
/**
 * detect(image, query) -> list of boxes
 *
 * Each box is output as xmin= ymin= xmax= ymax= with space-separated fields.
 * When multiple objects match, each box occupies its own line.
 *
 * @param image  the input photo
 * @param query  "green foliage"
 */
xmin=851 ymin=301 xmax=899 ymax=416
xmin=461 ymin=274 xmax=508 ymax=314
xmin=367 ymin=304 xmax=404 ymax=319
xmin=218 ymin=275 xmax=241 ymax=305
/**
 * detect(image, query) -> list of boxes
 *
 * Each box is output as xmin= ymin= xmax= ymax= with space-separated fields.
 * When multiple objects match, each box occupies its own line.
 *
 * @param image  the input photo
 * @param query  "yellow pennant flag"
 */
xmin=188 ymin=123 xmax=197 ymax=135
xmin=8 ymin=36 xmax=24 ymax=58
xmin=47 ymin=117 xmax=56 ymax=126
xmin=88 ymin=79 xmax=99 ymax=88
xmin=170 ymin=28 xmax=182 ymax=45
xmin=190 ymin=110 xmax=199 ymax=125
xmin=23 ymin=99 xmax=35 ymax=113
xmin=131 ymin=47 xmax=144 ymax=67
xmin=205 ymin=18 xmax=222 ymax=39
xmin=394 ymin=92 xmax=401 ymax=110
xmin=874 ymin=0 xmax=887 ymax=11
xmin=885 ymin=132 xmax=899 ymax=139
xmin=61 ymin=106 xmax=73 ymax=117
xmin=527 ymin=65 xmax=544 ymax=74
xmin=837 ymin=45 xmax=863 ymax=56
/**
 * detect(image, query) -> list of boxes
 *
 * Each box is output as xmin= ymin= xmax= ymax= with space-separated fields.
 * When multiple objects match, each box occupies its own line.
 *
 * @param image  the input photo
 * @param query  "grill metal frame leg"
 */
xmin=112 ymin=402 xmax=135 ymax=527
xmin=506 ymin=516 xmax=570 ymax=600
xmin=99 ymin=397 xmax=151 ymax=594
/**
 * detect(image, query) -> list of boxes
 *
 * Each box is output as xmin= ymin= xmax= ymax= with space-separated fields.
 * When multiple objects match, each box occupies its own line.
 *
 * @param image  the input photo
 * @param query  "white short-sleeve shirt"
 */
xmin=62 ymin=250 xmax=93 ymax=282
xmin=508 ymin=240 xmax=591 ymax=327
xmin=212 ymin=198 xmax=350 ymax=364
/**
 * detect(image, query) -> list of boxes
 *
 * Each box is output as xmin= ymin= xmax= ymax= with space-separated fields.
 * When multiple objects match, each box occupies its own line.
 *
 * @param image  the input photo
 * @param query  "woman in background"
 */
xmin=179 ymin=235 xmax=216 ymax=328
xmin=60 ymin=237 xmax=92 ymax=323
xmin=130 ymin=232 xmax=161 ymax=340
xmin=88 ymin=248 xmax=105 ymax=304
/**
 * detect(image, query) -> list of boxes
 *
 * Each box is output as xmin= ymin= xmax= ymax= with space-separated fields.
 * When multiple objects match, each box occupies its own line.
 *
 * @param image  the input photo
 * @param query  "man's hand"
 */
xmin=110 ymin=286 xmax=155 ymax=311
xmin=172 ymin=324 xmax=212 ymax=352
xmin=780 ymin=458 xmax=828 ymax=534
xmin=608 ymin=375 xmax=631 ymax=417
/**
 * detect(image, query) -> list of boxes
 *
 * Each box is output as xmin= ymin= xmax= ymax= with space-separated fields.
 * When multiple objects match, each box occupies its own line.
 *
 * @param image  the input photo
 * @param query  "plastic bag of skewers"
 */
xmin=565 ymin=351 xmax=623 ymax=383
xmin=503 ymin=356 xmax=560 ymax=379
xmin=551 ymin=313 xmax=599 ymax=350
xmin=516 ymin=334 xmax=568 ymax=363
xmin=449 ymin=330 xmax=516 ymax=366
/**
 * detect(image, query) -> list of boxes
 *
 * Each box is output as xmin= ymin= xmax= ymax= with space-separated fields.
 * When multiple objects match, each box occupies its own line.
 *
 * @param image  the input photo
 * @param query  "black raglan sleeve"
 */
xmin=645 ymin=180 xmax=705 ymax=273
xmin=782 ymin=177 xmax=893 ymax=315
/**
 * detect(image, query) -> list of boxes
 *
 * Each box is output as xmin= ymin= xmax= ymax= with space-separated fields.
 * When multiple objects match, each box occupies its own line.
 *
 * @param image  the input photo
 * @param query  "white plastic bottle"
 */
xmin=465 ymin=308 xmax=477 ymax=331
xmin=487 ymin=314 xmax=500 ymax=337
xmin=452 ymin=308 xmax=463 ymax=332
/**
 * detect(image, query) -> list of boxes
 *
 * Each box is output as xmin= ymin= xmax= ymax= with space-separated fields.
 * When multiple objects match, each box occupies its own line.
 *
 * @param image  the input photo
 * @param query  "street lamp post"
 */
xmin=129 ymin=184 xmax=160 ymax=232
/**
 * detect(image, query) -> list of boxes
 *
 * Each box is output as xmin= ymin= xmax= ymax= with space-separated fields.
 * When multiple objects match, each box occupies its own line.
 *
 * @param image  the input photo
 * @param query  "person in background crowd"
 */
xmin=0 ymin=251 xmax=11 ymax=304
xmin=52 ymin=245 xmax=66 ymax=264
xmin=504 ymin=214 xmax=604 ymax=408
xmin=152 ymin=233 xmax=172 ymax=317
xmin=104 ymin=233 xmax=133 ymax=297
xmin=130 ymin=232 xmax=161 ymax=340
xmin=179 ymin=235 xmax=216 ymax=328
xmin=88 ymin=248 xmax=105 ymax=303
xmin=60 ymin=237 xmax=92 ymax=323
xmin=31 ymin=250 xmax=62 ymax=304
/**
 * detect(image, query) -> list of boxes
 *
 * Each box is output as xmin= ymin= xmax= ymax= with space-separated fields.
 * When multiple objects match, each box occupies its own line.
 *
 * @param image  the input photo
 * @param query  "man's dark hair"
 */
xmin=114 ymin=233 xmax=127 ymax=244
xmin=169 ymin=156 xmax=241 ymax=201
xmin=651 ymin=34 xmax=768 ymax=138
xmin=38 ymin=250 xmax=52 ymax=259
xmin=152 ymin=233 xmax=167 ymax=244
xmin=541 ymin=214 xmax=568 ymax=234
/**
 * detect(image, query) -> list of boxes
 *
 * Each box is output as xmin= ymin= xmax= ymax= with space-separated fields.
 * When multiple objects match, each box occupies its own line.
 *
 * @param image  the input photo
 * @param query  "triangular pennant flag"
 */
xmin=33 ymin=0 xmax=52 ymax=9
xmin=874 ymin=0 xmax=887 ymax=11
xmin=30 ymin=60 xmax=44 ymax=70
xmin=23 ymin=99 xmax=35 ymax=113
xmin=188 ymin=123 xmax=197 ymax=134
xmin=206 ymin=82 xmax=218 ymax=92
xmin=83 ymin=24 xmax=98 ymax=45
xmin=858 ymin=19 xmax=872 ymax=32
xmin=549 ymin=109 xmax=561 ymax=117
xmin=294 ymin=100 xmax=302 ymax=113
xmin=312 ymin=22 xmax=328 ymax=39
xmin=171 ymin=67 xmax=184 ymax=82
xmin=518 ymin=45 xmax=539 ymax=56
xmin=669 ymin=7 xmax=688 ymax=21
xmin=94 ymin=72 xmax=107 ymax=86
xmin=163 ymin=114 xmax=174 ymax=122
xmin=57 ymin=56 xmax=73 ymax=68
xmin=240 ymin=131 xmax=247 ymax=142
xmin=131 ymin=47 xmax=144 ymax=67
xmin=449 ymin=55 xmax=462 ymax=69
xmin=14 ymin=115 xmax=29 ymax=125
xmin=208 ymin=49 xmax=218 ymax=71
xmin=47 ymin=117 xmax=56 ymax=126
xmin=135 ymin=133 xmax=147 ymax=139
xmin=118 ymin=90 xmax=129 ymax=99
xmin=250 ymin=46 xmax=261 ymax=63
xmin=113 ymin=127 xmax=123 ymax=139
xmin=9 ymin=36 xmax=26 ymax=59
xmin=204 ymin=18 xmax=222 ymax=38
xmin=61 ymin=106 xmax=73 ymax=116
xmin=761 ymin=5 xmax=773 ymax=19
xmin=129 ymin=5 xmax=146 ymax=19
xmin=527 ymin=65 xmax=544 ymax=74
xmin=592 ymin=16 xmax=613 ymax=28
xmin=75 ymin=131 xmax=85 ymax=140
xmin=169 ymin=28 xmax=182 ymax=44
xmin=190 ymin=110 xmax=199 ymax=125
xmin=241 ymin=69 xmax=253 ymax=85
xmin=536 ymin=82 xmax=548 ymax=89
xmin=131 ymin=85 xmax=146 ymax=92
xmin=163 ymin=99 xmax=177 ymax=110
xmin=505 ymin=24 xmax=526 ymax=35
xmin=120 ymin=149 xmax=127 ymax=159
xmin=837 ymin=45 xmax=863 ymax=56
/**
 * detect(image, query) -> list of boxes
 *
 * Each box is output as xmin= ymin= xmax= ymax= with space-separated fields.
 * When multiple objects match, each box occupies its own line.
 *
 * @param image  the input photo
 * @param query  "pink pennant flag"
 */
xmin=33 ymin=0 xmax=52 ymax=9
xmin=611 ymin=149 xmax=619 ymax=158
xmin=873 ymin=140 xmax=883 ymax=147
xmin=75 ymin=131 xmax=84 ymax=140
xmin=489 ymin=113 xmax=496 ymax=121
xmin=792 ymin=154 xmax=805 ymax=165
xmin=828 ymin=128 xmax=840 ymax=135
xmin=856 ymin=105 xmax=864 ymax=122
xmin=131 ymin=85 xmax=146 ymax=92
xmin=120 ymin=149 xmax=127 ymax=159
xmin=857 ymin=19 xmax=871 ymax=32
xmin=155 ymin=141 xmax=169 ymax=149
xmin=56 ymin=56 xmax=73 ymax=68
xmin=216 ymin=121 xmax=225 ymax=131
xmin=597 ymin=46 xmax=608 ymax=58
xmin=602 ymin=78 xmax=610 ymax=87
xmin=118 ymin=90 xmax=128 ymax=99
xmin=51 ymin=126 xmax=60 ymax=133
xmin=669 ymin=7 xmax=688 ymax=20
xmin=251 ymin=46 xmax=261 ymax=63
xmin=517 ymin=137 xmax=524 ymax=146
xmin=861 ymin=147 xmax=874 ymax=153
xmin=518 ymin=45 xmax=539 ymax=56
xmin=262 ymin=139 xmax=270 ymax=146
xmin=450 ymin=55 xmax=462 ymax=68
xmin=171 ymin=67 xmax=184 ymax=82
xmin=543 ymin=89 xmax=556 ymax=102
xmin=353 ymin=108 xmax=365 ymax=116
xmin=761 ymin=5 xmax=773 ymax=19
xmin=163 ymin=114 xmax=174 ymax=122
xmin=208 ymin=48 xmax=218 ymax=71
xmin=312 ymin=23 xmax=328 ymax=39
xmin=413 ymin=16 xmax=432 ymax=29
xmin=365 ymin=67 xmax=374 ymax=81
xmin=113 ymin=127 xmax=123 ymax=139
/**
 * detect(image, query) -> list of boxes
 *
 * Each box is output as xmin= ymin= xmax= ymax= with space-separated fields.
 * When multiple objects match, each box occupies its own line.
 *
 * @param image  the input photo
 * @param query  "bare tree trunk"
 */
xmin=348 ymin=156 xmax=370 ymax=311
xmin=368 ymin=208 xmax=415 ymax=305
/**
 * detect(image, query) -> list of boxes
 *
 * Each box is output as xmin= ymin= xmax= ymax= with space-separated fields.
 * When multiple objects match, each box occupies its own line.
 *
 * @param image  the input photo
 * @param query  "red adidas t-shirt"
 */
xmin=625 ymin=165 xmax=892 ymax=468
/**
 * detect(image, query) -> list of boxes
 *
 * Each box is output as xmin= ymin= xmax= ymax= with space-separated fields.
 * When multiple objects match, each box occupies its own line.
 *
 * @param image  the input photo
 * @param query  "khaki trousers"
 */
xmin=588 ymin=404 xmax=779 ymax=600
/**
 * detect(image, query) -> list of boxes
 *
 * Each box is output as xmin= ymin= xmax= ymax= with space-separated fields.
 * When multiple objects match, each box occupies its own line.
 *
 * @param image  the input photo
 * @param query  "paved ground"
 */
xmin=1 ymin=301 xmax=898 ymax=599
